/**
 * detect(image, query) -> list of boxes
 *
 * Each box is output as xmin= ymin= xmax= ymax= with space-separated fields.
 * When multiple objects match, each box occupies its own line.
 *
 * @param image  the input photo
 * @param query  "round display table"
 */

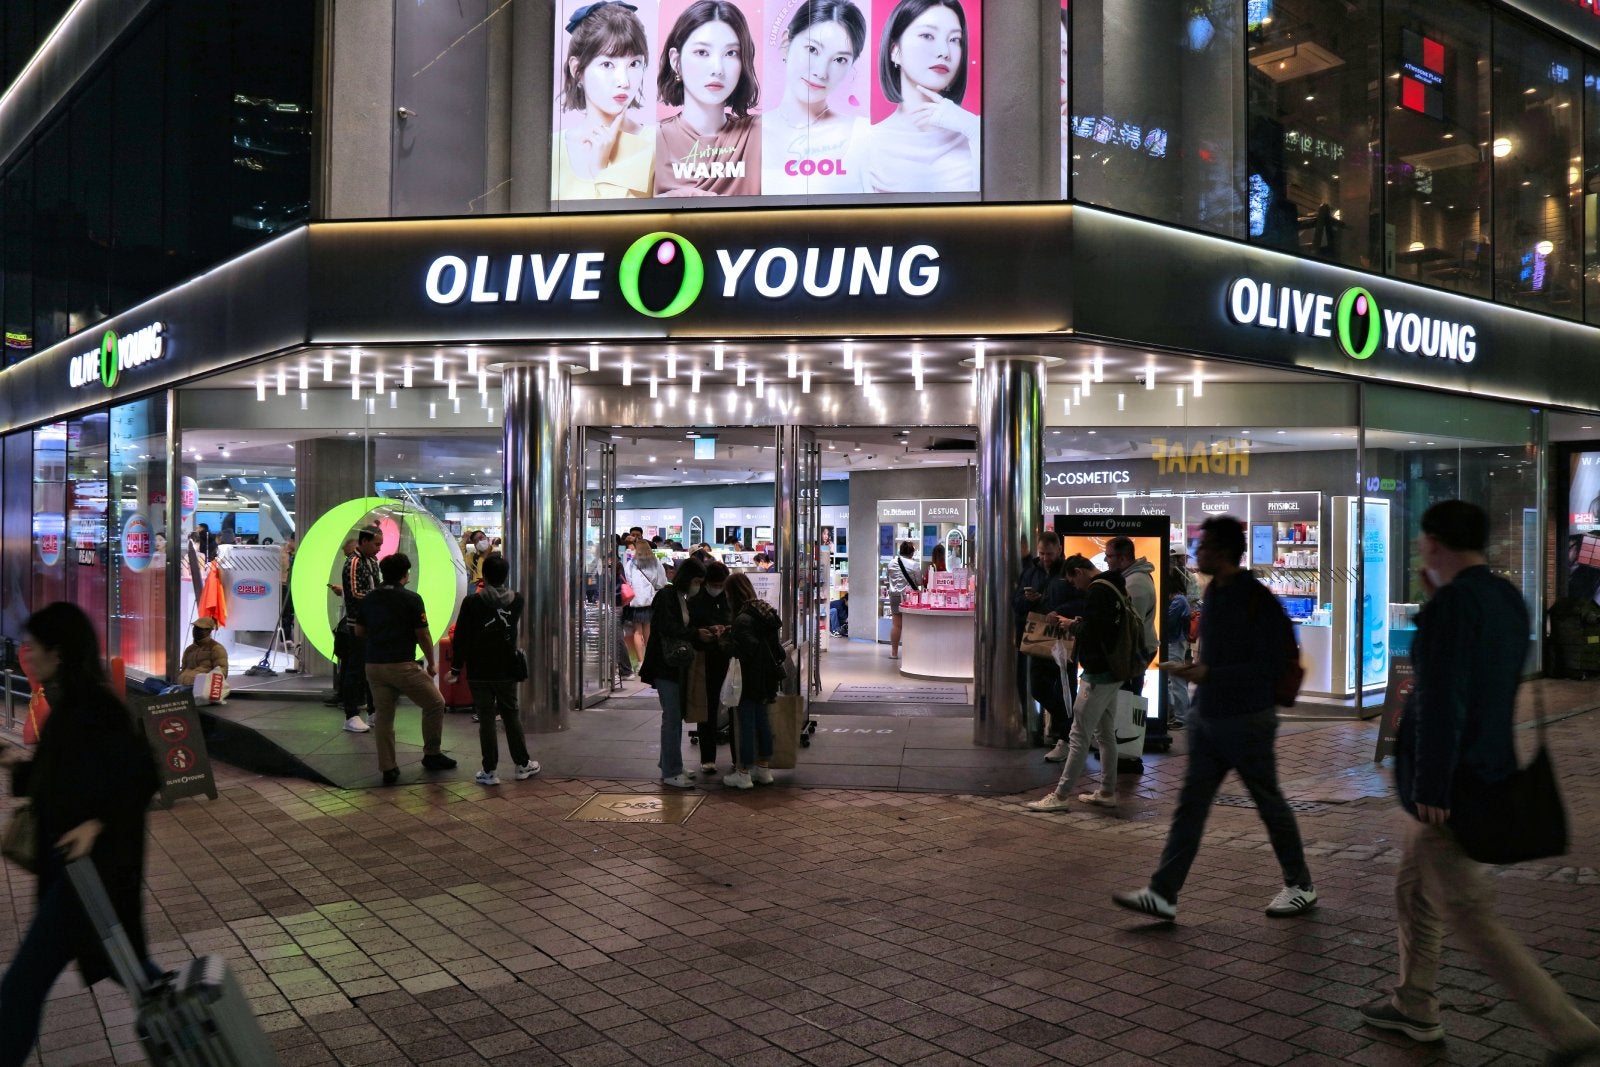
xmin=899 ymin=606 xmax=975 ymax=680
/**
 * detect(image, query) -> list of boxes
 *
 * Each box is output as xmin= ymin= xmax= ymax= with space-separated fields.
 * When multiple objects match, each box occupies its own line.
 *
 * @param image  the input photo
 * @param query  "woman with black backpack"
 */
xmin=720 ymin=573 xmax=785 ymax=789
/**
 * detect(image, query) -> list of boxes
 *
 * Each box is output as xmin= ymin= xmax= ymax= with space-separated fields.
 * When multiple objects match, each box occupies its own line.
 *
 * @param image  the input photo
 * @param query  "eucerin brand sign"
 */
xmin=422 ymin=233 xmax=941 ymax=320
xmin=1226 ymin=278 xmax=1476 ymax=364
xmin=69 ymin=321 xmax=167 ymax=388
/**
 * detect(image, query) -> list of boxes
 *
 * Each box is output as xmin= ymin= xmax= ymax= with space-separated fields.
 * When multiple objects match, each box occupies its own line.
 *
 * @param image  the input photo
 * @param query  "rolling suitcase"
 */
xmin=65 ymin=857 xmax=279 ymax=1066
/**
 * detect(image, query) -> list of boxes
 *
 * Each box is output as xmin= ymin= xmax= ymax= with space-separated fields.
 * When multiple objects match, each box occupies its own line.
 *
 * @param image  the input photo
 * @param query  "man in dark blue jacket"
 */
xmin=1014 ymin=533 xmax=1069 ymax=750
xmin=1360 ymin=501 xmax=1600 ymax=1059
xmin=1112 ymin=516 xmax=1314 ymax=922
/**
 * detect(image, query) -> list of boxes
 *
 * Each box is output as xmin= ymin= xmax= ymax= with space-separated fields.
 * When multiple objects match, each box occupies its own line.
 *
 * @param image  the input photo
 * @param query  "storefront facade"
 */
xmin=0 ymin=0 xmax=1598 ymax=748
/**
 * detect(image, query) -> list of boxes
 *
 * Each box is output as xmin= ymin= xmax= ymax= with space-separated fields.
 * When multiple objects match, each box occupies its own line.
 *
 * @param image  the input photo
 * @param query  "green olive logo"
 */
xmin=1336 ymin=287 xmax=1381 ymax=360
xmin=99 ymin=330 xmax=120 ymax=388
xmin=619 ymin=232 xmax=704 ymax=319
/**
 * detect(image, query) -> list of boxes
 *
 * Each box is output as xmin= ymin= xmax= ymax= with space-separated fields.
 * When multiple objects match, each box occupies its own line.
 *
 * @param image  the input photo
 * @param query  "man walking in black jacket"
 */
xmin=448 ymin=553 xmax=539 ymax=788
xmin=1014 ymin=532 xmax=1070 ymax=750
xmin=1112 ymin=516 xmax=1314 ymax=922
xmin=1360 ymin=501 xmax=1600 ymax=1060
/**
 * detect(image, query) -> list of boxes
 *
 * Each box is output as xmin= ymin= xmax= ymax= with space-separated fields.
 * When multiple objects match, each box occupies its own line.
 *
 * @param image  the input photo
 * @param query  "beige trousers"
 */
xmin=365 ymin=661 xmax=447 ymax=772
xmin=1393 ymin=819 xmax=1600 ymax=1052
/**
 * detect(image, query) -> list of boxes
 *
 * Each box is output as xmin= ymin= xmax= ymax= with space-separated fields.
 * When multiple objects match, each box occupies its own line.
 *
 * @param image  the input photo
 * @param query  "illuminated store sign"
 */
xmin=1151 ymin=438 xmax=1251 ymax=477
xmin=1226 ymin=278 xmax=1476 ymax=364
xmin=422 ymin=233 xmax=941 ymax=319
xmin=68 ymin=321 xmax=167 ymax=389
xmin=1046 ymin=469 xmax=1132 ymax=487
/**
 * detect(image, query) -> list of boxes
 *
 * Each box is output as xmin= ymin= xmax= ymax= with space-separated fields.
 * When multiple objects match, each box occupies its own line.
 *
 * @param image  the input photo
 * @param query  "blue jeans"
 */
xmin=1149 ymin=709 xmax=1310 ymax=904
xmin=734 ymin=700 xmax=774 ymax=768
xmin=656 ymin=678 xmax=685 ymax=778
xmin=0 ymin=878 xmax=160 ymax=1067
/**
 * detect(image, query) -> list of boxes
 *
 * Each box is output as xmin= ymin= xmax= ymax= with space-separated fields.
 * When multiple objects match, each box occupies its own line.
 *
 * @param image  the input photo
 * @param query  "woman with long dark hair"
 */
xmin=0 ymin=602 xmax=160 ymax=1066
xmin=720 ymin=573 xmax=783 ymax=789
xmin=640 ymin=556 xmax=708 ymax=787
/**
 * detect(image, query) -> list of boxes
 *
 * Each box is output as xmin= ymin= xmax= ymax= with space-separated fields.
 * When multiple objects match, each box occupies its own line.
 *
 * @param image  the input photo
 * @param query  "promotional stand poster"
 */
xmin=551 ymin=0 xmax=984 ymax=202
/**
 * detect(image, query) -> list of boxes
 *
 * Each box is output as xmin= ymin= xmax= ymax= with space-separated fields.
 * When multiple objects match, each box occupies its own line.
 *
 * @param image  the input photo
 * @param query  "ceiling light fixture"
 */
xmin=466 ymin=349 xmax=479 ymax=376
xmin=843 ymin=341 xmax=855 ymax=369
xmin=1192 ymin=368 xmax=1203 ymax=398
xmin=622 ymin=358 xmax=633 ymax=387
xmin=300 ymin=391 xmax=308 ymax=411
xmin=1117 ymin=392 xmax=1125 ymax=412
xmin=1080 ymin=367 xmax=1092 ymax=397
xmin=666 ymin=351 xmax=677 ymax=379
xmin=690 ymin=362 xmax=701 ymax=394
xmin=713 ymin=343 xmax=725 ymax=370
xmin=974 ymin=340 xmax=986 ymax=370
xmin=787 ymin=349 xmax=799 ymax=378
xmin=276 ymin=367 xmax=287 ymax=396
xmin=853 ymin=359 xmax=863 ymax=386
xmin=590 ymin=344 xmax=600 ymax=372
xmin=255 ymin=377 xmax=266 ymax=403
xmin=757 ymin=372 xmax=767 ymax=399
xmin=649 ymin=374 xmax=659 ymax=399
xmin=736 ymin=360 xmax=747 ymax=387
xmin=402 ymin=364 xmax=413 ymax=389
xmin=1145 ymin=366 xmax=1156 ymax=390
xmin=349 ymin=351 xmax=360 ymax=377
xmin=1176 ymin=386 xmax=1185 ymax=408
xmin=351 ymin=377 xmax=361 ymax=400
xmin=376 ymin=368 xmax=386 ymax=394
xmin=298 ymin=364 xmax=309 ymax=391
xmin=434 ymin=353 xmax=444 ymax=381
xmin=1092 ymin=354 xmax=1104 ymax=382
xmin=802 ymin=368 xmax=812 ymax=394
xmin=323 ymin=354 xmax=334 ymax=382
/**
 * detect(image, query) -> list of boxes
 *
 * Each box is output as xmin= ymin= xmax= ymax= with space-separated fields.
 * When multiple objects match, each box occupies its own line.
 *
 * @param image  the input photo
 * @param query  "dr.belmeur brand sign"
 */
xmin=1226 ymin=277 xmax=1477 ymax=364
xmin=68 ymin=321 xmax=166 ymax=389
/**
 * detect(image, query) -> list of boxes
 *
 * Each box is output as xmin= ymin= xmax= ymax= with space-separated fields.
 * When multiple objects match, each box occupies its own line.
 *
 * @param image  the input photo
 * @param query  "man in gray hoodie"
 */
xmin=1106 ymin=537 xmax=1158 ymax=671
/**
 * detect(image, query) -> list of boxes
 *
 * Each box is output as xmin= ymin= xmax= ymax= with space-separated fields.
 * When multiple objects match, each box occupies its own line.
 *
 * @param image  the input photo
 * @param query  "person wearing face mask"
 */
xmin=689 ymin=561 xmax=734 ymax=774
xmin=176 ymin=616 xmax=229 ymax=685
xmin=640 ymin=557 xmax=708 ymax=789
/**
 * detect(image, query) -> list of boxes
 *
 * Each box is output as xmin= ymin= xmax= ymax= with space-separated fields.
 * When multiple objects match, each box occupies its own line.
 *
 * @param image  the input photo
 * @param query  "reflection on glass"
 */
xmin=109 ymin=398 xmax=168 ymax=677
xmin=1384 ymin=0 xmax=1491 ymax=297
xmin=1245 ymin=0 xmax=1378 ymax=268
xmin=1071 ymin=0 xmax=1245 ymax=237
xmin=1491 ymin=12 xmax=1581 ymax=319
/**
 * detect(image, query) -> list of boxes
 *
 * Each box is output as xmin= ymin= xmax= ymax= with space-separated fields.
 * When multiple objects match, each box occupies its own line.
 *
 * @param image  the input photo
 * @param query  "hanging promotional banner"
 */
xmin=179 ymin=476 xmax=198 ymax=521
xmin=549 ymin=0 xmax=983 ymax=203
xmin=121 ymin=512 xmax=153 ymax=573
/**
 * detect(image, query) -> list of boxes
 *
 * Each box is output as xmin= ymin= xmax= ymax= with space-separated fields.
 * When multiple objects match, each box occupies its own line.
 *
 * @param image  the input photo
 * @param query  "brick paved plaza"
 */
xmin=8 ymin=682 xmax=1600 ymax=1066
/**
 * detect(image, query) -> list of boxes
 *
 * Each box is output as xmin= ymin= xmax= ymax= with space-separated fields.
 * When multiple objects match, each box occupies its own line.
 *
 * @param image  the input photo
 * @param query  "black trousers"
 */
xmin=697 ymin=653 xmax=730 ymax=765
xmin=1030 ymin=655 xmax=1071 ymax=741
xmin=336 ymin=630 xmax=372 ymax=718
xmin=1149 ymin=709 xmax=1311 ymax=904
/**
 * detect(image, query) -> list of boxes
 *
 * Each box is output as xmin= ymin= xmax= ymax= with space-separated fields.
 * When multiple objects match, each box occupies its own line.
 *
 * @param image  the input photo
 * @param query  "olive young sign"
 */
xmin=68 ymin=321 xmax=166 ymax=389
xmin=1226 ymin=278 xmax=1477 ymax=364
xmin=306 ymin=207 xmax=1070 ymax=341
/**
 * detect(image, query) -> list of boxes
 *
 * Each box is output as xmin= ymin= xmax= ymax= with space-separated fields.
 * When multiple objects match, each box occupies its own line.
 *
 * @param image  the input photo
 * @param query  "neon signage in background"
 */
xmin=1069 ymin=115 xmax=1168 ymax=158
xmin=1400 ymin=29 xmax=1445 ymax=120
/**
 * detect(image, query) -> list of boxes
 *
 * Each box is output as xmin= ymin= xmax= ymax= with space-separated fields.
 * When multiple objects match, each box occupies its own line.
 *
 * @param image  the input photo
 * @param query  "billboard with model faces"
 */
xmin=551 ymin=0 xmax=983 ymax=202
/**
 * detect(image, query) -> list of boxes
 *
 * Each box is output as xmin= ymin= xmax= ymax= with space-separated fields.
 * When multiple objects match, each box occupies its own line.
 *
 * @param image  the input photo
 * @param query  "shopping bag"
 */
xmin=769 ymin=695 xmax=804 ymax=769
xmin=683 ymin=654 xmax=708 ymax=724
xmin=1050 ymin=636 xmax=1077 ymax=673
xmin=1 ymin=801 xmax=36 ymax=873
xmin=1112 ymin=690 xmax=1149 ymax=762
xmin=719 ymin=660 xmax=743 ymax=708
xmin=1019 ymin=612 xmax=1069 ymax=658
xmin=192 ymin=669 xmax=229 ymax=706
xmin=22 ymin=688 xmax=49 ymax=745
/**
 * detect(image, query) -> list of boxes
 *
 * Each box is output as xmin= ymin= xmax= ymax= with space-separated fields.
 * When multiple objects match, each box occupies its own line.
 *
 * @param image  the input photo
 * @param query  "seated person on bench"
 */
xmin=178 ymin=617 xmax=229 ymax=684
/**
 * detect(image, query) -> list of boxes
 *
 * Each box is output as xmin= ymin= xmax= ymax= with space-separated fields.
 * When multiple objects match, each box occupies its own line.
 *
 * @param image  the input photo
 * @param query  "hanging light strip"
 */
xmin=1145 ymin=365 xmax=1156 ymax=390
xmin=349 ymin=351 xmax=360 ymax=377
xmin=666 ymin=351 xmax=677 ymax=379
xmin=622 ymin=358 xmax=633 ymax=387
xmin=1093 ymin=354 xmax=1104 ymax=382
xmin=376 ymin=368 xmax=386 ymax=394
xmin=1080 ymin=367 xmax=1092 ymax=397
xmin=713 ymin=343 xmax=725 ymax=370
xmin=299 ymin=391 xmax=308 ymax=411
xmin=736 ymin=360 xmax=747 ymax=387
xmin=1176 ymin=386 xmax=1185 ymax=408
xmin=802 ymin=368 xmax=812 ymax=394
xmin=323 ymin=354 xmax=334 ymax=381
xmin=975 ymin=341 xmax=986 ymax=370
xmin=434 ymin=353 xmax=444 ymax=381
xmin=788 ymin=349 xmax=798 ymax=378
xmin=467 ymin=349 xmax=478 ymax=376
xmin=649 ymin=374 xmax=659 ymax=399
xmin=590 ymin=344 xmax=600 ymax=372
xmin=1192 ymin=367 xmax=1204 ymax=397
xmin=256 ymin=377 xmax=266 ymax=402
xmin=690 ymin=362 xmax=701 ymax=394
xmin=843 ymin=341 xmax=854 ymax=369
xmin=756 ymin=372 xmax=766 ymax=398
xmin=351 ymin=376 xmax=361 ymax=400
xmin=403 ymin=364 xmax=414 ymax=389
xmin=447 ymin=377 xmax=458 ymax=400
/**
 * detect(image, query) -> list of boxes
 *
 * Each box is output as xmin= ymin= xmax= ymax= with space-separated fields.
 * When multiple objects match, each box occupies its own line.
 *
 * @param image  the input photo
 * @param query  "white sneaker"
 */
xmin=1112 ymin=887 xmax=1177 ymax=922
xmin=1044 ymin=741 xmax=1069 ymax=762
xmin=750 ymin=766 xmax=773 ymax=785
xmin=343 ymin=715 xmax=371 ymax=733
xmin=474 ymin=770 xmax=500 ymax=786
xmin=1265 ymin=885 xmax=1318 ymax=917
xmin=1024 ymin=792 xmax=1071 ymax=812
xmin=661 ymin=773 xmax=696 ymax=789
xmin=513 ymin=761 xmax=540 ymax=781
xmin=1077 ymin=791 xmax=1117 ymax=808
xmin=722 ymin=771 xmax=754 ymax=790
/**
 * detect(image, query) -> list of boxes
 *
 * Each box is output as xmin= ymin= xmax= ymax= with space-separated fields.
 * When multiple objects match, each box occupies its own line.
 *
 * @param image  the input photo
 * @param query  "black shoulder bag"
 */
xmin=491 ymin=597 xmax=529 ymax=683
xmin=1449 ymin=685 xmax=1567 ymax=865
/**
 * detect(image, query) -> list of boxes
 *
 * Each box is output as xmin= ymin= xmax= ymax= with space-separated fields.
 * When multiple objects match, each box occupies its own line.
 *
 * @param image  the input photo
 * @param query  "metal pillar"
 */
xmin=974 ymin=357 xmax=1045 ymax=748
xmin=774 ymin=426 xmax=800 ymax=651
xmin=502 ymin=362 xmax=573 ymax=733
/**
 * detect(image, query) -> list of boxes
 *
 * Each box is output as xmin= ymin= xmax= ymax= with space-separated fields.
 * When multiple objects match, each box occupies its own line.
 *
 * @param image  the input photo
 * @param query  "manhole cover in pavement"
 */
xmin=1215 ymin=793 xmax=1326 ymax=814
xmin=567 ymin=792 xmax=705 ymax=824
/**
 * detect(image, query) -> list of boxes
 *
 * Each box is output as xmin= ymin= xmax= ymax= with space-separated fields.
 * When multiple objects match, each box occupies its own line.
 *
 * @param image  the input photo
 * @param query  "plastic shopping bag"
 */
xmin=192 ymin=669 xmax=229 ymax=706
xmin=719 ymin=660 xmax=743 ymax=708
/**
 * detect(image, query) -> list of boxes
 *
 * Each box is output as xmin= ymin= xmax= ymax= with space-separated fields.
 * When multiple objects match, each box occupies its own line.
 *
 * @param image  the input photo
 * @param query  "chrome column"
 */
xmin=974 ymin=357 xmax=1045 ymax=748
xmin=774 ymin=425 xmax=800 ymax=654
xmin=502 ymin=361 xmax=573 ymax=733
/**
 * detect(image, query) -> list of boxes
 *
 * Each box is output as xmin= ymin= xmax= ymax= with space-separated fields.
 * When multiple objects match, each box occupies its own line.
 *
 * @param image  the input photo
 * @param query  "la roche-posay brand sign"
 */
xmin=1226 ymin=278 xmax=1476 ymax=364
xmin=68 ymin=322 xmax=167 ymax=389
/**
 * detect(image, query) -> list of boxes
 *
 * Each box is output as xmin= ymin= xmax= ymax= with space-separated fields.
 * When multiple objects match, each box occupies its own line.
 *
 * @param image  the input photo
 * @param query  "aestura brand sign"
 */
xmin=1226 ymin=278 xmax=1477 ymax=364
xmin=422 ymin=232 xmax=942 ymax=320
xmin=69 ymin=321 xmax=166 ymax=389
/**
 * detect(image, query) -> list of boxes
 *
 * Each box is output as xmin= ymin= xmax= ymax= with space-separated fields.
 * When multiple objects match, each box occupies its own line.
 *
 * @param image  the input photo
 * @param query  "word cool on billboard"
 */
xmin=1226 ymin=277 xmax=1476 ymax=363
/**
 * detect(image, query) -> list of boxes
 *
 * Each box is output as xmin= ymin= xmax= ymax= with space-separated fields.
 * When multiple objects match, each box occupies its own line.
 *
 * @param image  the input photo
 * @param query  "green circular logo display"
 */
xmin=290 ymin=497 xmax=467 ymax=663
xmin=100 ymin=330 xmax=120 ymax=388
xmin=619 ymin=232 xmax=705 ymax=318
xmin=1335 ymin=287 xmax=1381 ymax=360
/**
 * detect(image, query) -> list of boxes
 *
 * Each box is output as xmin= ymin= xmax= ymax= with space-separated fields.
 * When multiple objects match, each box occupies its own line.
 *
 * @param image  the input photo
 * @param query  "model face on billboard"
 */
xmin=784 ymin=20 xmax=859 ymax=109
xmin=890 ymin=6 xmax=962 ymax=98
xmin=670 ymin=20 xmax=744 ymax=114
xmin=1058 ymin=18 xmax=1069 ymax=107
xmin=577 ymin=53 xmax=649 ymax=121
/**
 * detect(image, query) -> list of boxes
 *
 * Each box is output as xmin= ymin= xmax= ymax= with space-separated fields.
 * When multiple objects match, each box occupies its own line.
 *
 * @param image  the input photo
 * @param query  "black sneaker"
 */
xmin=1548 ymin=1039 xmax=1600 ymax=1067
xmin=421 ymin=753 xmax=458 ymax=772
xmin=381 ymin=768 xmax=400 ymax=786
xmin=1359 ymin=1000 xmax=1443 ymax=1043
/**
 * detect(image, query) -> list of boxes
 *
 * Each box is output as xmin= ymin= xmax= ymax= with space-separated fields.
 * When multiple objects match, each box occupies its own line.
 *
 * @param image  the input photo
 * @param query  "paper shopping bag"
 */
xmin=768 ymin=695 xmax=804 ymax=769
xmin=1019 ymin=612 xmax=1068 ymax=658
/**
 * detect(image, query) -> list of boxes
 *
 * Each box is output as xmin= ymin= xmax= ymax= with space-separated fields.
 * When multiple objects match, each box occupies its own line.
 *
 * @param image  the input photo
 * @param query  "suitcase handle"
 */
xmin=63 ymin=856 xmax=153 ymax=997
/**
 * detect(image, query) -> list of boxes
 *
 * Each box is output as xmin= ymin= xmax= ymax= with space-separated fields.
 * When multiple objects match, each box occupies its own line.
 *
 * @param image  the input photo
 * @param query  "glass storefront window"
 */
xmin=1070 ymin=0 xmax=1246 ymax=238
xmin=1383 ymin=0 xmax=1492 ymax=298
xmin=31 ymin=422 xmax=66 ymax=612
xmin=1586 ymin=56 xmax=1600 ymax=324
xmin=2 ymin=432 xmax=31 ymax=641
xmin=109 ymin=397 xmax=168 ymax=677
xmin=1491 ymin=12 xmax=1582 ymax=319
xmin=1245 ymin=0 xmax=1380 ymax=268
xmin=66 ymin=412 xmax=109 ymax=649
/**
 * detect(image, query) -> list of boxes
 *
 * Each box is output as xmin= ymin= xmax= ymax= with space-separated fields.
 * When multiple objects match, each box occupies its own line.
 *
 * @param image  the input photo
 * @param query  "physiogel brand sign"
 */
xmin=1227 ymin=278 xmax=1476 ymax=364
xmin=69 ymin=321 xmax=166 ymax=389
xmin=422 ymin=234 xmax=942 ymax=321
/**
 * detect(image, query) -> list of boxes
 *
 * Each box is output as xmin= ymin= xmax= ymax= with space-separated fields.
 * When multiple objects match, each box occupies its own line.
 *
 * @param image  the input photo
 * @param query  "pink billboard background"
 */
xmin=551 ymin=0 xmax=663 ymax=136
xmin=869 ymin=0 xmax=982 ymax=124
